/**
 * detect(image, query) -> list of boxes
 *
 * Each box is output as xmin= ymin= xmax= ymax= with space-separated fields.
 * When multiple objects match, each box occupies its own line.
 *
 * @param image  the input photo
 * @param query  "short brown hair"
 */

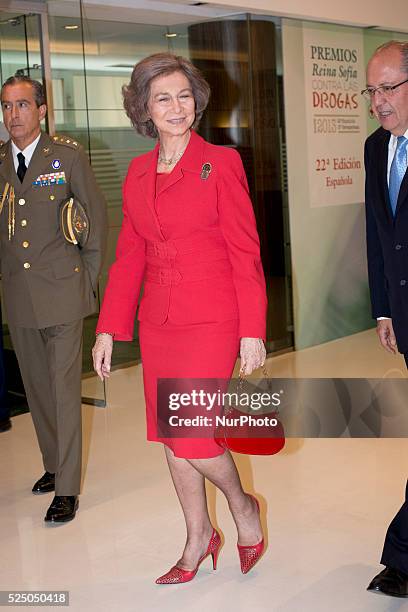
xmin=123 ymin=53 xmax=210 ymax=138
xmin=1 ymin=76 xmax=45 ymax=107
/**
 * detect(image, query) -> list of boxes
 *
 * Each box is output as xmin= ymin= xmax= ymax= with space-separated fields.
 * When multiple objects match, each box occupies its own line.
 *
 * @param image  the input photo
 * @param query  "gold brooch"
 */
xmin=200 ymin=162 xmax=212 ymax=180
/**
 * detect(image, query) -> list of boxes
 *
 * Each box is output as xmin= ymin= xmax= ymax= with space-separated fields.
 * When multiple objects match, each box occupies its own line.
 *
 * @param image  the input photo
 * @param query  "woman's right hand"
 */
xmin=92 ymin=333 xmax=113 ymax=381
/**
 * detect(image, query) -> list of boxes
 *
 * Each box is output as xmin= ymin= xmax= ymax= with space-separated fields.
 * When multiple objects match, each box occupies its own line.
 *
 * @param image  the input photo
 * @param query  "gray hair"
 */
xmin=373 ymin=41 xmax=408 ymax=74
xmin=1 ymin=76 xmax=45 ymax=107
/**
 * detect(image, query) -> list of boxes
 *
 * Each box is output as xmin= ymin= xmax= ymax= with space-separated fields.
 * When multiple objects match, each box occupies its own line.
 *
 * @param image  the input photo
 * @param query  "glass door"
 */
xmin=0 ymin=10 xmax=44 ymax=414
xmin=0 ymin=12 xmax=43 ymax=84
xmin=0 ymin=8 xmax=106 ymax=411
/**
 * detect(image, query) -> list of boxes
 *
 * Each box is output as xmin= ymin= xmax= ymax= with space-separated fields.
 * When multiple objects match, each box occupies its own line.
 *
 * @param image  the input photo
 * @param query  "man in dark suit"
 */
xmin=364 ymin=41 xmax=408 ymax=598
xmin=0 ymin=76 xmax=107 ymax=522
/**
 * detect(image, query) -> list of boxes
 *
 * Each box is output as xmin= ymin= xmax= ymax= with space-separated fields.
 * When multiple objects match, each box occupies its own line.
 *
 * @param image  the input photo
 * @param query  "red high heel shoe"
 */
xmin=237 ymin=494 xmax=265 ymax=574
xmin=155 ymin=528 xmax=221 ymax=584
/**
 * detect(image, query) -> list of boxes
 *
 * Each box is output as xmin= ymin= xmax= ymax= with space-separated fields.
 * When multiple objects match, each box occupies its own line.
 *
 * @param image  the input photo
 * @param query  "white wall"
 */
xmin=204 ymin=0 xmax=408 ymax=32
xmin=281 ymin=19 xmax=373 ymax=350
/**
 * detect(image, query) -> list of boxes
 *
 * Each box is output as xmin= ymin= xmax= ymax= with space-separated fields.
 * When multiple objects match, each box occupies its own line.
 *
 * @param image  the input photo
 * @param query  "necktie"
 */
xmin=17 ymin=152 xmax=27 ymax=183
xmin=389 ymin=136 xmax=408 ymax=215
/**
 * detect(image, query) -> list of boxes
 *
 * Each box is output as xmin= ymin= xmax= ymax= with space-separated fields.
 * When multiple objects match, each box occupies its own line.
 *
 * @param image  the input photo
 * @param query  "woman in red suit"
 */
xmin=93 ymin=54 xmax=268 ymax=584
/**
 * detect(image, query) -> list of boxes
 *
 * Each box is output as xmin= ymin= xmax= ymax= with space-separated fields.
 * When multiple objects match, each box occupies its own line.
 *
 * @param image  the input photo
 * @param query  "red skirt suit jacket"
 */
xmin=96 ymin=130 xmax=267 ymax=344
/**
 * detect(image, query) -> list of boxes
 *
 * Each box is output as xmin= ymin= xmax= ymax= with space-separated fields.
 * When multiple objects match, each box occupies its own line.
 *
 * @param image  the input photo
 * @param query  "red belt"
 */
xmin=145 ymin=229 xmax=227 ymax=261
xmin=145 ymin=259 xmax=233 ymax=286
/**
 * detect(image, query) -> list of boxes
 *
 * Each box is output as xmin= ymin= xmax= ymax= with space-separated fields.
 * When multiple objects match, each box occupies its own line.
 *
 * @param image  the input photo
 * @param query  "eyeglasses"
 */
xmin=361 ymin=77 xmax=408 ymax=100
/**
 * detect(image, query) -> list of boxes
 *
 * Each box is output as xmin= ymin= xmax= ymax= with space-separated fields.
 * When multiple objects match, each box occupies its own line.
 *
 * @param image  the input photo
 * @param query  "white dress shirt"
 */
xmin=11 ymin=132 xmax=41 ymax=173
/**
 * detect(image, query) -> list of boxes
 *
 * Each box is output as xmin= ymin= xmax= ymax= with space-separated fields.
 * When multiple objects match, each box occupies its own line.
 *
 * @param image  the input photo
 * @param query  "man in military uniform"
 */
xmin=0 ymin=76 xmax=107 ymax=522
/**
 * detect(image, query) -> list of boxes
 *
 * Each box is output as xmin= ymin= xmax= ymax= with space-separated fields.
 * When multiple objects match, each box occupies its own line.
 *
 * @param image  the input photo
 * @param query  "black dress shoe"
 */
xmin=44 ymin=496 xmax=78 ymax=523
xmin=367 ymin=566 xmax=408 ymax=597
xmin=32 ymin=471 xmax=55 ymax=494
xmin=0 ymin=418 xmax=12 ymax=432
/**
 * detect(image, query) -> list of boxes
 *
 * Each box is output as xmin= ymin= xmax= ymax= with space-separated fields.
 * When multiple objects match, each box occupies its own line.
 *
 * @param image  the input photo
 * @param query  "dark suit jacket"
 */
xmin=365 ymin=126 xmax=408 ymax=353
xmin=97 ymin=130 xmax=267 ymax=341
xmin=0 ymin=132 xmax=107 ymax=328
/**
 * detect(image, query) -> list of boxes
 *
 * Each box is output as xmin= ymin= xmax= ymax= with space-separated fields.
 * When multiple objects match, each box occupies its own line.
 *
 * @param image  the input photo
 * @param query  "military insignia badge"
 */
xmin=200 ymin=162 xmax=212 ymax=180
xmin=33 ymin=171 xmax=66 ymax=186
xmin=52 ymin=159 xmax=61 ymax=170
xmin=60 ymin=197 xmax=89 ymax=246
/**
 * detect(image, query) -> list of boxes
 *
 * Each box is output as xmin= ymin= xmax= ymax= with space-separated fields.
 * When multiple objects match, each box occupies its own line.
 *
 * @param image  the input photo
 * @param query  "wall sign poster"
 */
xmin=303 ymin=26 xmax=367 ymax=207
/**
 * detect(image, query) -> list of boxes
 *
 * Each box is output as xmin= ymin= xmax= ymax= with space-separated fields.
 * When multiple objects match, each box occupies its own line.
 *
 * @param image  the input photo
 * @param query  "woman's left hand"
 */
xmin=239 ymin=337 xmax=266 ymax=376
xmin=92 ymin=333 xmax=113 ymax=381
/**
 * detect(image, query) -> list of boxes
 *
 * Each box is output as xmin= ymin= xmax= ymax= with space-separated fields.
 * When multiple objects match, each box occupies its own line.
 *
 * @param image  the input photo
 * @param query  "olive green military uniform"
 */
xmin=0 ymin=132 xmax=107 ymax=495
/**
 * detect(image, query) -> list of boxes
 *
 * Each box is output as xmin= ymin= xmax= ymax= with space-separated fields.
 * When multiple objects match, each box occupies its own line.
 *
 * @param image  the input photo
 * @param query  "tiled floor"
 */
xmin=1 ymin=328 xmax=408 ymax=611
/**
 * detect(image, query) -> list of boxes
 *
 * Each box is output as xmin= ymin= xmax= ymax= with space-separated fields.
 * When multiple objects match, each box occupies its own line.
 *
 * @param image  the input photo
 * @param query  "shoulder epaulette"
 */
xmin=52 ymin=135 xmax=80 ymax=149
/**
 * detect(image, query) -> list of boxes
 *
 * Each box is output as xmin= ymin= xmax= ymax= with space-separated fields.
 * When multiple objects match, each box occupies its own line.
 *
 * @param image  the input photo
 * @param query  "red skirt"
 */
xmin=139 ymin=318 xmax=239 ymax=459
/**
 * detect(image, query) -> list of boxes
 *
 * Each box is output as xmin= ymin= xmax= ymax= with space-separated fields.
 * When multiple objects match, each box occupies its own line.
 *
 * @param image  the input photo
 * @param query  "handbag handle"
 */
xmin=237 ymin=363 xmax=278 ymax=413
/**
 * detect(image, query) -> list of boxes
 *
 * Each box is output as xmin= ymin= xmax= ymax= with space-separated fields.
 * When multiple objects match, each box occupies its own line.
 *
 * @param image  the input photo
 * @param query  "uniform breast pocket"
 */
xmin=31 ymin=183 xmax=70 ymax=203
xmin=31 ymin=184 xmax=71 ymax=228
